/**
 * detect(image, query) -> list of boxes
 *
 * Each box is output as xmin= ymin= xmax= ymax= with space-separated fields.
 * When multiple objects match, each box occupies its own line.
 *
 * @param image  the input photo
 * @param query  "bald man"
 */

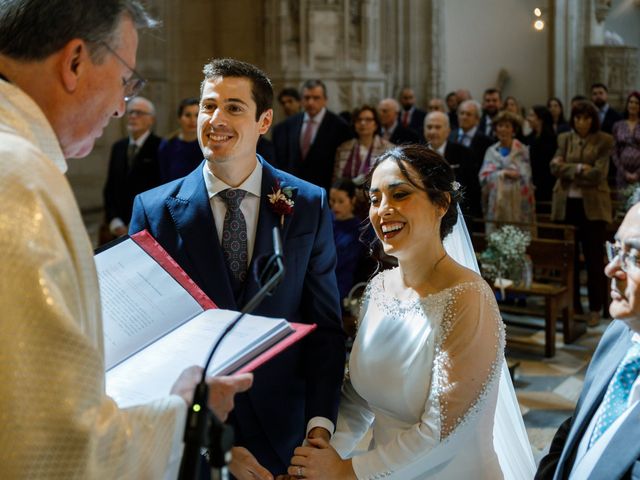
xmin=424 ymin=111 xmax=481 ymax=220
xmin=103 ymin=96 xmax=162 ymax=237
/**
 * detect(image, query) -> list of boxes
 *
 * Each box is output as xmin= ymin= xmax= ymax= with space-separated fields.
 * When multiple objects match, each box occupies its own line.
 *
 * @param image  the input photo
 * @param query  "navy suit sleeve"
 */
xmin=128 ymin=194 xmax=151 ymax=235
xmin=535 ymin=416 xmax=573 ymax=479
xmin=300 ymin=189 xmax=346 ymax=424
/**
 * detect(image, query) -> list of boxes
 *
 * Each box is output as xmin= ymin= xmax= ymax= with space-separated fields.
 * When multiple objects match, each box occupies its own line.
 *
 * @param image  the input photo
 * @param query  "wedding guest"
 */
xmin=377 ymin=98 xmax=421 ymax=145
xmin=333 ymin=105 xmax=393 ymax=185
xmin=103 ymin=96 xmax=161 ymax=237
xmin=550 ymin=100 xmax=613 ymax=326
xmin=427 ymin=97 xmax=446 ymax=113
xmin=536 ymin=196 xmax=640 ymax=479
xmin=503 ymin=95 xmax=531 ymax=137
xmin=591 ymin=82 xmax=622 ymax=134
xmin=612 ymin=91 xmax=640 ymax=189
xmin=277 ymin=87 xmax=301 ymax=117
xmin=0 ymin=1 xmax=252 ymax=477
xmin=547 ymin=97 xmax=571 ymax=134
xmin=287 ymin=144 xmax=534 ymax=479
xmin=478 ymin=88 xmax=502 ymax=139
xmin=446 ymin=91 xmax=459 ymax=128
xmin=330 ymin=178 xmax=366 ymax=311
xmin=479 ymin=111 xmax=536 ymax=231
xmin=398 ymin=87 xmax=426 ymax=136
xmin=526 ymin=105 xmax=558 ymax=202
xmin=451 ymin=99 xmax=494 ymax=169
xmin=158 ymin=97 xmax=203 ymax=182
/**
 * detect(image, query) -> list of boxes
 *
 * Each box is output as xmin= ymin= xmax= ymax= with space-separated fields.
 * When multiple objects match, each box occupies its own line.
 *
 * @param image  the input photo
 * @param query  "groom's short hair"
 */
xmin=201 ymin=58 xmax=273 ymax=120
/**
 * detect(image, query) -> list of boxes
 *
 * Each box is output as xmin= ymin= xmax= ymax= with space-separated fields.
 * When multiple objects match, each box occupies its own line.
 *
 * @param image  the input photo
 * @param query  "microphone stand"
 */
xmin=178 ymin=227 xmax=285 ymax=480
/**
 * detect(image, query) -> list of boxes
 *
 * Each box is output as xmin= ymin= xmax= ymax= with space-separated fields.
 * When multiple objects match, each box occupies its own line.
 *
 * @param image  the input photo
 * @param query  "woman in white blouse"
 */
xmin=286 ymin=145 xmax=534 ymax=479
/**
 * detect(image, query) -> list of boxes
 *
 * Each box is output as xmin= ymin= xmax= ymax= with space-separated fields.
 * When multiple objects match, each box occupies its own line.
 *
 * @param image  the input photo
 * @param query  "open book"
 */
xmin=95 ymin=231 xmax=315 ymax=408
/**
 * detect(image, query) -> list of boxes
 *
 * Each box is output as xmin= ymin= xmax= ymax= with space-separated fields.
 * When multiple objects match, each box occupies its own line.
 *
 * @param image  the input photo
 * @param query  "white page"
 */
xmin=95 ymin=238 xmax=204 ymax=370
xmin=105 ymin=309 xmax=291 ymax=408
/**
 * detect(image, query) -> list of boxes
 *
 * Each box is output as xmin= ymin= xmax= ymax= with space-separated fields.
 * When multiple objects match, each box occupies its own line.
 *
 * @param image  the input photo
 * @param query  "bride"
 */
xmin=287 ymin=145 xmax=535 ymax=479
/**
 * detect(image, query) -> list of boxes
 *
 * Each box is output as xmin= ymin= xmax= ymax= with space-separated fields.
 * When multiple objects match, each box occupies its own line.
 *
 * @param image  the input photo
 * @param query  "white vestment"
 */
xmin=0 ymin=79 xmax=186 ymax=478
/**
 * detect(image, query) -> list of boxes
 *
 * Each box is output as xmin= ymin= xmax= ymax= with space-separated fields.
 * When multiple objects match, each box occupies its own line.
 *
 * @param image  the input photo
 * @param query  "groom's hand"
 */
xmin=228 ymin=446 xmax=273 ymax=480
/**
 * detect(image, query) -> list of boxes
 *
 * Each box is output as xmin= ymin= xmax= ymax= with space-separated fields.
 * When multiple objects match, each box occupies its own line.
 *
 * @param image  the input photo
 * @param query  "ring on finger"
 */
xmin=297 ymin=466 xmax=304 ymax=477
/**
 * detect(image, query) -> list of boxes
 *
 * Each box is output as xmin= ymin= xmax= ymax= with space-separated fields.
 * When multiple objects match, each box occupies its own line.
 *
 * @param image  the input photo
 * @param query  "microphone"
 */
xmin=178 ymin=226 xmax=285 ymax=480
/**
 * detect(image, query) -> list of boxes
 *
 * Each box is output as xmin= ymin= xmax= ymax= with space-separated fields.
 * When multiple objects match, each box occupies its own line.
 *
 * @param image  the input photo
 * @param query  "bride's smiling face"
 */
xmin=368 ymin=159 xmax=445 ymax=258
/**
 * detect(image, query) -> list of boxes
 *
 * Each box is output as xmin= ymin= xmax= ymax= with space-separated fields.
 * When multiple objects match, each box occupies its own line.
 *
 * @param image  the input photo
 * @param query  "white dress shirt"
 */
xmin=570 ymin=332 xmax=640 ymax=479
xmin=202 ymin=159 xmax=262 ymax=263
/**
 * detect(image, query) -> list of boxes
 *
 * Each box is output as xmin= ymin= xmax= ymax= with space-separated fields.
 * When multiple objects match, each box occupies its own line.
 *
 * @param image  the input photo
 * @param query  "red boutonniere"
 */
xmin=268 ymin=181 xmax=295 ymax=227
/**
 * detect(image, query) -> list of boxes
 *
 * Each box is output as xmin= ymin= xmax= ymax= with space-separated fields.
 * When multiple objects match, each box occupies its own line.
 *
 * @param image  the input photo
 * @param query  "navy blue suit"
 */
xmin=536 ymin=321 xmax=640 ymax=479
xmin=129 ymin=157 xmax=345 ymax=475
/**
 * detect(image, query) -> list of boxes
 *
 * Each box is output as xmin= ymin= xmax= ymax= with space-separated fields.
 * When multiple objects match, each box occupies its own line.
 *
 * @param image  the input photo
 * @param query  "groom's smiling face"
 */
xmin=198 ymin=76 xmax=272 ymax=172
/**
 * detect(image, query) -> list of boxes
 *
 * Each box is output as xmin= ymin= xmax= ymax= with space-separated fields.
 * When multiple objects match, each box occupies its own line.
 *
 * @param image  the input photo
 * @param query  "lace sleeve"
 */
xmin=435 ymin=281 xmax=505 ymax=439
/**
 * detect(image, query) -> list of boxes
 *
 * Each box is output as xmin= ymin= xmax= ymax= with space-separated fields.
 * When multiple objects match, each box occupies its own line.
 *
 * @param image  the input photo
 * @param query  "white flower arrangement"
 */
xmin=479 ymin=225 xmax=531 ymax=283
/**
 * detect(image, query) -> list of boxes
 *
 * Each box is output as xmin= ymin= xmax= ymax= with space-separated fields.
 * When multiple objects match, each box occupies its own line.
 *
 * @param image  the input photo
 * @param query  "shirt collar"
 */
xmin=203 ymin=156 xmax=263 ymax=199
xmin=129 ymin=129 xmax=151 ymax=148
xmin=304 ymin=107 xmax=327 ymax=125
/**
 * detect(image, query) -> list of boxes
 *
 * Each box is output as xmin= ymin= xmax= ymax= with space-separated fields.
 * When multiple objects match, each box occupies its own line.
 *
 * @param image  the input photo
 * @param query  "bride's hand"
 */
xmin=287 ymin=438 xmax=356 ymax=479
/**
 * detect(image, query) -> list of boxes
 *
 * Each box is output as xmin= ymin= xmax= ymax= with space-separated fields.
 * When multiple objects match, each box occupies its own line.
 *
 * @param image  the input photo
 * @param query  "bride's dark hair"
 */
xmin=365 ymin=144 xmax=462 ymax=241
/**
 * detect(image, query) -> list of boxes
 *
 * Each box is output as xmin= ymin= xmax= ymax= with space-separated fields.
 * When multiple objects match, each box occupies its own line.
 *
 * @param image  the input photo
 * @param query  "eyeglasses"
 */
xmin=100 ymin=41 xmax=147 ymax=102
xmin=606 ymin=241 xmax=640 ymax=272
xmin=356 ymin=117 xmax=376 ymax=124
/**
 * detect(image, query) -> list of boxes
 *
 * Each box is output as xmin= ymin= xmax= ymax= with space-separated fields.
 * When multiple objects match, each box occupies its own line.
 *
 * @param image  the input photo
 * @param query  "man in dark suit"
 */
xmin=129 ymin=59 xmax=345 ymax=478
xmin=272 ymin=79 xmax=352 ymax=192
xmin=103 ymin=96 xmax=161 ymax=237
xmin=536 ymin=200 xmax=640 ymax=480
xmin=424 ymin=111 xmax=481 ymax=220
xmin=377 ymin=98 xmax=421 ymax=145
xmin=450 ymin=99 xmax=494 ymax=169
xmin=478 ymin=88 xmax=502 ymax=139
xmin=398 ymin=86 xmax=427 ymax=137
xmin=591 ymin=82 xmax=622 ymax=134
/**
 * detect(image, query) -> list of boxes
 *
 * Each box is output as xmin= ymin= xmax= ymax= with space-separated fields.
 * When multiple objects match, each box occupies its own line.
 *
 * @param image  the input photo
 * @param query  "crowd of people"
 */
xmin=103 ymin=77 xmax=640 ymax=326
xmin=4 ymin=1 xmax=640 ymax=479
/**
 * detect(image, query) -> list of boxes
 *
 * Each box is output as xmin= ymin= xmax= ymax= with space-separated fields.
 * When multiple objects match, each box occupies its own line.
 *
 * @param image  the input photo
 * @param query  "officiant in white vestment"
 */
xmin=0 ymin=1 xmax=252 ymax=478
xmin=287 ymin=145 xmax=535 ymax=480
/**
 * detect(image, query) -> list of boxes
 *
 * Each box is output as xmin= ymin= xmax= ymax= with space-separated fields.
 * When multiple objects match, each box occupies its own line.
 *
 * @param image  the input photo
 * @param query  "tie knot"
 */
xmin=219 ymin=189 xmax=247 ymax=210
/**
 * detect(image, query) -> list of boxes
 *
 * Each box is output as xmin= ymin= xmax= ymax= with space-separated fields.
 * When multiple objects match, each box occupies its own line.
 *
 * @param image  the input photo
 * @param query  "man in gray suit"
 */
xmin=536 ymin=196 xmax=640 ymax=479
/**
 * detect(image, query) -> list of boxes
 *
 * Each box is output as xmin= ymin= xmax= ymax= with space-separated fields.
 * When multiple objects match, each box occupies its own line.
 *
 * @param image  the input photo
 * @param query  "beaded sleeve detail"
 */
xmin=365 ymin=269 xmax=505 ymax=441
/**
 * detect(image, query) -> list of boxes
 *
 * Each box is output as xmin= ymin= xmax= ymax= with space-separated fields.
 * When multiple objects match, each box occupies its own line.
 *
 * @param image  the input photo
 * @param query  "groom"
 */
xmin=536 ymin=197 xmax=640 ymax=479
xmin=129 ymin=59 xmax=345 ymax=477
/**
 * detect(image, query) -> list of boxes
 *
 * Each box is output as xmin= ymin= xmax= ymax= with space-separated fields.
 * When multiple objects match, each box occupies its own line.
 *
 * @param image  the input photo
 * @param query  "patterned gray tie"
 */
xmin=219 ymin=189 xmax=248 ymax=283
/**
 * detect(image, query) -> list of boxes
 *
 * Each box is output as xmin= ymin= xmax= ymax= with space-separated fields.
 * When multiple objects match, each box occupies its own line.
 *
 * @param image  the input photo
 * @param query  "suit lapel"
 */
xmin=244 ymin=159 xmax=297 ymax=302
xmin=165 ymin=164 xmax=237 ymax=309
xmin=557 ymin=331 xmax=632 ymax=477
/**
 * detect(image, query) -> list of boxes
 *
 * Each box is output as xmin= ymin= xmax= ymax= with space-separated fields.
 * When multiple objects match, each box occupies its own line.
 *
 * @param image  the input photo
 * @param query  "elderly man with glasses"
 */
xmin=103 ymin=96 xmax=162 ymax=239
xmin=537 ymin=193 xmax=640 ymax=479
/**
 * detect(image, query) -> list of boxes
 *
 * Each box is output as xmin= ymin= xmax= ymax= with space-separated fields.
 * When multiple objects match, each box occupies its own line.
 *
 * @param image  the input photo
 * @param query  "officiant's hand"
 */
xmin=228 ymin=446 xmax=273 ymax=480
xmin=288 ymin=438 xmax=356 ymax=479
xmin=170 ymin=366 xmax=253 ymax=421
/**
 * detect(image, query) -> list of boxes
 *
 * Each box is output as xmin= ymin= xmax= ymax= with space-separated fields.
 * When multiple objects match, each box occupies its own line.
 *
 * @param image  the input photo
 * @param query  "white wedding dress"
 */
xmin=331 ymin=213 xmax=535 ymax=480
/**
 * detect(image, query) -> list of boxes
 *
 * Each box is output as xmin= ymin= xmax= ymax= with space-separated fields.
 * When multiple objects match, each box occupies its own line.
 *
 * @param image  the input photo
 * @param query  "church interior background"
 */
xmin=70 ymin=0 xmax=640 ymax=460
